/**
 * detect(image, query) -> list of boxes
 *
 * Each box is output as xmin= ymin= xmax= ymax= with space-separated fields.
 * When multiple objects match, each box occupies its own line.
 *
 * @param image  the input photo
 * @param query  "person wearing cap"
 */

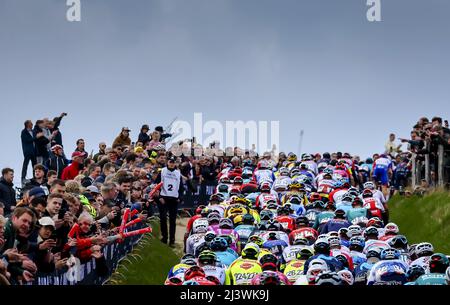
xmin=113 ymin=127 xmax=132 ymax=148
xmin=61 ymin=151 xmax=84 ymax=181
xmin=33 ymin=217 xmax=58 ymax=272
xmin=138 ymin=124 xmax=151 ymax=147
xmin=155 ymin=126 xmax=172 ymax=143
xmin=45 ymin=144 xmax=68 ymax=179
xmin=155 ymin=156 xmax=184 ymax=246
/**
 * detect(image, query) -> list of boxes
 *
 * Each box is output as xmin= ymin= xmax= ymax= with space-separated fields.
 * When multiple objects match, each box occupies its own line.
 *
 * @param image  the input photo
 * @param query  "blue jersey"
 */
xmin=354 ymin=261 xmax=374 ymax=284
xmin=320 ymin=218 xmax=351 ymax=234
xmin=215 ymin=250 xmax=239 ymax=267
xmin=367 ymin=260 xmax=408 ymax=285
xmin=303 ymin=254 xmax=343 ymax=274
xmin=262 ymin=239 xmax=289 ymax=260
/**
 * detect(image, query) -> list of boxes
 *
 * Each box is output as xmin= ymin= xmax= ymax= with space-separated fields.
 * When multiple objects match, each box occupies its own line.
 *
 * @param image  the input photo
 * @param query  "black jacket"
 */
xmin=33 ymin=126 xmax=50 ymax=158
xmin=138 ymin=132 xmax=150 ymax=146
xmin=0 ymin=178 xmax=16 ymax=214
xmin=21 ymin=128 xmax=36 ymax=157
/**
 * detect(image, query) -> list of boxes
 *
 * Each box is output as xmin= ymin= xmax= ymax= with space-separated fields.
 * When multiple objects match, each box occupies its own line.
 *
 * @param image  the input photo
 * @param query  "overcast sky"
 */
xmin=1 ymin=0 xmax=450 ymax=182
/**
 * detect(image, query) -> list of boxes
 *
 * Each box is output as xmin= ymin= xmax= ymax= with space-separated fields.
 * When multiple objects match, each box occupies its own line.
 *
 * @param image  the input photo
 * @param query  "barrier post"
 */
xmin=438 ymin=145 xmax=444 ymax=187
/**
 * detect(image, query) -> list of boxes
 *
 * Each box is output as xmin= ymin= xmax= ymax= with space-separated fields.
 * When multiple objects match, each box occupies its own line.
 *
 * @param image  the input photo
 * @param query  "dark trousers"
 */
xmin=21 ymin=155 xmax=37 ymax=181
xmin=157 ymin=196 xmax=179 ymax=243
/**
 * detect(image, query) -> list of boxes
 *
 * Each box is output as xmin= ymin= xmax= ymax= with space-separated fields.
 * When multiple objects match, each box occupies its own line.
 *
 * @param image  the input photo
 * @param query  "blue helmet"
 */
xmin=380 ymin=248 xmax=401 ymax=260
xmin=349 ymin=236 xmax=365 ymax=251
xmin=210 ymin=237 xmax=228 ymax=251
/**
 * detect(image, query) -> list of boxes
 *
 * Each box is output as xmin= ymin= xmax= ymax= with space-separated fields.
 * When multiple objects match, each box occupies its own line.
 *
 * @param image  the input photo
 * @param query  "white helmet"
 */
xmin=338 ymin=270 xmax=354 ymax=285
xmin=348 ymin=225 xmax=362 ymax=237
xmin=306 ymin=259 xmax=328 ymax=283
xmin=415 ymin=242 xmax=434 ymax=257
xmin=384 ymin=222 xmax=399 ymax=235
xmin=192 ymin=219 xmax=209 ymax=234
xmin=363 ymin=181 xmax=375 ymax=190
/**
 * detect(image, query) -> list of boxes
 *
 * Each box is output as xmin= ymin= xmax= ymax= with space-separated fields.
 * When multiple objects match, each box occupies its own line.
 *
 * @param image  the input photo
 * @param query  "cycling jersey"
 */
xmin=167 ymin=263 xmax=192 ymax=281
xmin=186 ymin=233 xmax=206 ymax=255
xmin=215 ymin=250 xmax=239 ymax=267
xmin=225 ymin=259 xmax=262 ymax=285
xmin=283 ymin=259 xmax=307 ymax=283
xmin=367 ymin=260 xmax=408 ymax=285
xmin=251 ymin=270 xmax=291 ymax=285
xmin=347 ymin=207 xmax=369 ymax=223
xmin=289 ymin=227 xmax=319 ymax=245
xmin=313 ymin=211 xmax=335 ymax=230
xmin=202 ymin=264 xmax=226 ymax=284
xmin=414 ymin=273 xmax=447 ymax=285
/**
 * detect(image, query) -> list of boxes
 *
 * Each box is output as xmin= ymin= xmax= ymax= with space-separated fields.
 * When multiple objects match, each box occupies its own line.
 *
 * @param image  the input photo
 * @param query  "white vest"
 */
xmin=160 ymin=167 xmax=181 ymax=198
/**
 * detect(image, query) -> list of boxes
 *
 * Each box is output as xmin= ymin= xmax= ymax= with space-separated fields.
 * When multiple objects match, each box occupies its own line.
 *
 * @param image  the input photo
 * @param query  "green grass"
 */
xmin=389 ymin=191 xmax=450 ymax=254
xmin=106 ymin=218 xmax=181 ymax=285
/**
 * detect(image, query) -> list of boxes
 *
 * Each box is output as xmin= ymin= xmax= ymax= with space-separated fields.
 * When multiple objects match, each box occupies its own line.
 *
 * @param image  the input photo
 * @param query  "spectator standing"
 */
xmin=81 ymin=164 xmax=101 ymax=187
xmin=385 ymin=133 xmax=402 ymax=157
xmin=113 ymin=127 xmax=132 ymax=148
xmin=156 ymin=156 xmax=184 ymax=246
xmin=46 ymin=145 xmax=68 ymax=178
xmin=20 ymin=120 xmax=37 ymax=184
xmin=0 ymin=168 xmax=16 ymax=216
xmin=61 ymin=152 xmax=84 ymax=181
xmin=138 ymin=124 xmax=151 ymax=147
xmin=23 ymin=164 xmax=49 ymax=195
xmin=93 ymin=142 xmax=107 ymax=162
xmin=74 ymin=139 xmax=88 ymax=156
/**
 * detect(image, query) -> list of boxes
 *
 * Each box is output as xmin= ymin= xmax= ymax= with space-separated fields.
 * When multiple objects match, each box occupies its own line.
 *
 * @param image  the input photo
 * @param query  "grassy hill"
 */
xmin=389 ymin=191 xmax=450 ymax=254
xmin=106 ymin=218 xmax=181 ymax=285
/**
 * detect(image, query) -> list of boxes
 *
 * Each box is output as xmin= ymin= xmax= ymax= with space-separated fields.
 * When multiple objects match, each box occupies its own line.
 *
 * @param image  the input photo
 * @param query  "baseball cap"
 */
xmin=86 ymin=185 xmax=100 ymax=194
xmin=51 ymin=144 xmax=63 ymax=151
xmin=141 ymin=124 xmax=150 ymax=131
xmin=168 ymin=156 xmax=176 ymax=163
xmin=122 ymin=127 xmax=131 ymax=132
xmin=29 ymin=187 xmax=46 ymax=198
xmin=155 ymin=126 xmax=164 ymax=133
xmin=72 ymin=151 xmax=85 ymax=158
xmin=38 ymin=217 xmax=56 ymax=229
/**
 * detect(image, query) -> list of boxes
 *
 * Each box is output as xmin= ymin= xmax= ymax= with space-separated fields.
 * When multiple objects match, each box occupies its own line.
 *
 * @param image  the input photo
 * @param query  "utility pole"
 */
xmin=298 ymin=130 xmax=304 ymax=156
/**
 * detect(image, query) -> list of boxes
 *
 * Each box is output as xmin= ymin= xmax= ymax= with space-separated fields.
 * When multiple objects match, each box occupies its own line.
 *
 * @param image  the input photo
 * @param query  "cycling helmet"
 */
xmin=429 ymin=253 xmax=450 ymax=273
xmin=195 ymin=205 xmax=207 ymax=215
xmin=259 ymin=253 xmax=278 ymax=271
xmin=406 ymin=265 xmax=426 ymax=282
xmin=352 ymin=197 xmax=364 ymax=207
xmin=349 ymin=236 xmax=365 ymax=252
xmin=260 ymin=181 xmax=272 ymax=192
xmin=362 ymin=189 xmax=373 ymax=198
xmin=296 ymin=247 xmax=315 ymax=260
xmin=366 ymin=247 xmax=382 ymax=260
xmin=218 ymin=218 xmax=234 ymax=229
xmin=164 ymin=276 xmax=183 ymax=286
xmin=415 ymin=242 xmax=434 ymax=258
xmin=323 ymin=167 xmax=334 ymax=175
xmin=267 ymin=220 xmax=282 ymax=232
xmin=209 ymin=194 xmax=222 ymax=203
xmin=287 ymin=153 xmax=297 ymax=162
xmin=233 ymin=176 xmax=243 ymax=185
xmin=257 ymin=221 xmax=269 ymax=231
xmin=248 ymin=235 xmax=264 ymax=247
xmin=205 ymin=275 xmax=221 ymax=285
xmin=279 ymin=167 xmax=289 ymax=176
xmin=288 ymin=181 xmax=302 ymax=189
xmin=292 ymin=236 xmax=309 ymax=246
xmin=380 ymin=248 xmax=401 ymax=260
xmin=352 ymin=216 xmax=369 ymax=227
xmin=184 ymin=266 xmax=206 ymax=281
xmin=288 ymin=195 xmax=302 ymax=205
xmin=445 ymin=266 xmax=450 ymax=285
xmin=180 ymin=254 xmax=198 ymax=266
xmin=338 ymin=228 xmax=349 ymax=239
xmin=207 ymin=213 xmax=221 ymax=225
xmin=229 ymin=187 xmax=241 ymax=196
xmin=347 ymin=188 xmax=359 ymax=197
xmin=209 ymin=237 xmax=228 ymax=251
xmin=204 ymin=231 xmax=217 ymax=243
xmin=242 ymin=213 xmax=255 ymax=225
xmin=258 ymin=160 xmax=269 ymax=169
xmin=315 ymin=271 xmax=342 ymax=285
xmin=341 ymin=194 xmax=354 ymax=203
xmin=314 ymin=239 xmax=331 ymax=254
xmin=259 ymin=271 xmax=282 ymax=285
xmin=364 ymin=226 xmax=379 ymax=239
xmin=328 ymin=236 xmax=341 ymax=249
xmin=309 ymin=193 xmax=321 ymax=202
xmin=260 ymin=210 xmax=274 ymax=221
xmin=334 ymin=209 xmax=346 ymax=218
xmin=338 ymin=269 xmax=354 ymax=285
xmin=384 ymin=222 xmax=399 ymax=235
xmin=363 ymin=181 xmax=375 ymax=190
xmin=242 ymin=243 xmax=260 ymax=260
xmin=389 ymin=235 xmax=408 ymax=250
xmin=348 ymin=225 xmax=362 ymax=237
xmin=306 ymin=264 xmax=328 ymax=284
xmin=367 ymin=217 xmax=384 ymax=228
xmin=313 ymin=200 xmax=327 ymax=209
xmin=232 ymin=214 xmax=244 ymax=226
xmin=219 ymin=176 xmax=231 ymax=184
xmin=198 ymin=250 xmax=217 ymax=266
xmin=295 ymin=216 xmax=309 ymax=227
xmin=217 ymin=184 xmax=229 ymax=193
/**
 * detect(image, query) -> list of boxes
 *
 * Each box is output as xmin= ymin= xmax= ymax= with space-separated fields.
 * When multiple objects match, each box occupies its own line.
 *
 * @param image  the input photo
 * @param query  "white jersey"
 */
xmin=202 ymin=264 xmax=226 ymax=284
xmin=254 ymin=169 xmax=274 ymax=184
xmin=363 ymin=197 xmax=385 ymax=212
xmin=303 ymin=161 xmax=318 ymax=175
xmin=410 ymin=256 xmax=431 ymax=273
xmin=332 ymin=189 xmax=348 ymax=203
xmin=160 ymin=167 xmax=181 ymax=198
xmin=186 ymin=233 xmax=205 ymax=255
xmin=282 ymin=245 xmax=311 ymax=264
xmin=372 ymin=190 xmax=386 ymax=205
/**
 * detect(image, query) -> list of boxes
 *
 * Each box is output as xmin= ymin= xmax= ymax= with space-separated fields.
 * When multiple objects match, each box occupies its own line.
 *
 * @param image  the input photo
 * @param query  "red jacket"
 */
xmin=61 ymin=162 xmax=80 ymax=180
